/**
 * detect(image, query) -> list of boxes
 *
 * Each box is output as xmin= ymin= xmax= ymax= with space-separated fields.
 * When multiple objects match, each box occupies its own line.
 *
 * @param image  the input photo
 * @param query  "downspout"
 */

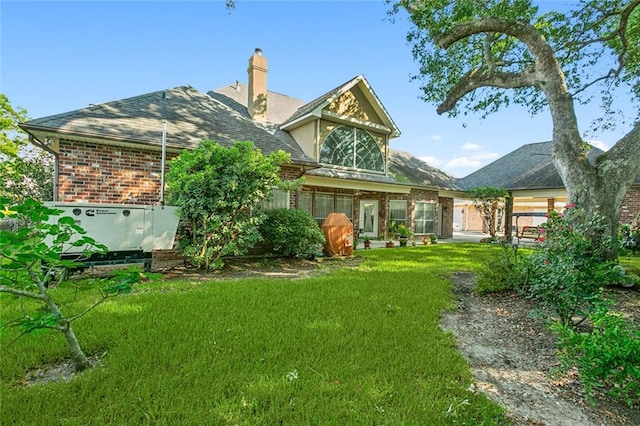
xmin=160 ymin=120 xmax=167 ymax=206
xmin=28 ymin=134 xmax=59 ymax=201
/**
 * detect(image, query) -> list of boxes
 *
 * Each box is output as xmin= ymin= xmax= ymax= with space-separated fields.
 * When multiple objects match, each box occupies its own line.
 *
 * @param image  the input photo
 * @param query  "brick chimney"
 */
xmin=247 ymin=48 xmax=268 ymax=122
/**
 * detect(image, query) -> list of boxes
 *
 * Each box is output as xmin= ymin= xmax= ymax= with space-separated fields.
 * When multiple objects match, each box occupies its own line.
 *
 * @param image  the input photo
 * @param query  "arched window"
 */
xmin=320 ymin=126 xmax=384 ymax=172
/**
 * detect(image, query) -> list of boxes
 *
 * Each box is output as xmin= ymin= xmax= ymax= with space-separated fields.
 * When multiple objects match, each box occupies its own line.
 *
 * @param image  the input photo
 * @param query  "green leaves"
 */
xmin=166 ymin=140 xmax=291 ymax=270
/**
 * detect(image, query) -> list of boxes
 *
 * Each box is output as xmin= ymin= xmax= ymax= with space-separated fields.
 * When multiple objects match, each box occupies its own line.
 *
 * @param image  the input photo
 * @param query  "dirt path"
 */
xmin=440 ymin=272 xmax=639 ymax=425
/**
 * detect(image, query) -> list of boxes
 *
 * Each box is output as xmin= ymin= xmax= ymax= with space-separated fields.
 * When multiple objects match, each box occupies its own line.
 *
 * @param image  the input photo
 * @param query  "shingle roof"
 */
xmin=457 ymin=141 xmax=640 ymax=191
xmin=209 ymin=83 xmax=305 ymax=125
xmin=388 ymin=149 xmax=462 ymax=191
xmin=21 ymin=85 xmax=317 ymax=166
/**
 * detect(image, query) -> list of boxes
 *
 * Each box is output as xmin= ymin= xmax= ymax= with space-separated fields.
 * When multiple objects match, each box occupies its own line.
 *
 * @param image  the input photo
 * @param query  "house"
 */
xmin=20 ymin=48 xmax=462 ymax=243
xmin=456 ymin=141 xmax=640 ymax=234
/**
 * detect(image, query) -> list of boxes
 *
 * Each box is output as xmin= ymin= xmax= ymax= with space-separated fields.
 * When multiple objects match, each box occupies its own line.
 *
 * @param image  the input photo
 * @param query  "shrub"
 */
xmin=475 ymin=242 xmax=525 ymax=294
xmin=166 ymin=140 xmax=290 ymax=270
xmin=259 ymin=208 xmax=325 ymax=258
xmin=552 ymin=302 xmax=640 ymax=407
xmin=518 ymin=206 xmax=618 ymax=326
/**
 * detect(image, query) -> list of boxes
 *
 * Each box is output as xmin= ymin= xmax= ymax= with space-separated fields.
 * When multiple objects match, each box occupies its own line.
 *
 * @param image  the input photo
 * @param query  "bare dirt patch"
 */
xmin=441 ymin=271 xmax=639 ymax=426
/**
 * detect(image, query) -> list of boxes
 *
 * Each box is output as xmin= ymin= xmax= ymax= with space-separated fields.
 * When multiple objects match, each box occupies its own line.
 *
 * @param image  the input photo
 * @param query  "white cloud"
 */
xmin=430 ymin=134 xmax=442 ymax=141
xmin=445 ymin=157 xmax=483 ymax=169
xmin=586 ymin=140 xmax=610 ymax=151
xmin=444 ymin=152 xmax=501 ymax=173
xmin=462 ymin=143 xmax=482 ymax=151
xmin=418 ymin=156 xmax=444 ymax=166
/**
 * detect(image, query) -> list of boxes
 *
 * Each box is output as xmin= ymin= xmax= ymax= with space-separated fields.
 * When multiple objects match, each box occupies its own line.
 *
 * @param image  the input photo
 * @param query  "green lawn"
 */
xmin=0 ymin=244 xmax=507 ymax=425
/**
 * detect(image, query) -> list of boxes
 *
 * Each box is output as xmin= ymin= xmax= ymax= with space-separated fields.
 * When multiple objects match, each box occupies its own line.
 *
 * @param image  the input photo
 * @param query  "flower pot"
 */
xmin=364 ymin=241 xmax=371 ymax=249
xmin=385 ymin=241 xmax=395 ymax=248
xmin=399 ymin=237 xmax=408 ymax=247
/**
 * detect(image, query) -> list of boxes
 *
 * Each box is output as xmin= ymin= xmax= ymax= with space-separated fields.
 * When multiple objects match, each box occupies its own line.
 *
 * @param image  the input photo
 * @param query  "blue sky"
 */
xmin=1 ymin=1 xmax=634 ymax=177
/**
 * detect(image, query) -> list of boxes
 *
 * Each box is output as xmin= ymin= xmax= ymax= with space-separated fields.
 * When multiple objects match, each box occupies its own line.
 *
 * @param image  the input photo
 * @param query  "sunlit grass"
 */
xmin=1 ymin=244 xmax=507 ymax=425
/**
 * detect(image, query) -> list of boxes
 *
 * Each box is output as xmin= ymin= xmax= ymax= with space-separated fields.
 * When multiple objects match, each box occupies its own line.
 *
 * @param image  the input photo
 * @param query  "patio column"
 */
xmin=505 ymin=192 xmax=514 ymax=241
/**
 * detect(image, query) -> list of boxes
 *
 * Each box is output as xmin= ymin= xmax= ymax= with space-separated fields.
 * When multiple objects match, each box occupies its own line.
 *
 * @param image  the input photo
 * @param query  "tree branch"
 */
xmin=434 ymin=17 xmax=567 ymax=112
xmin=0 ymin=286 xmax=46 ymax=300
xmin=437 ymin=67 xmax=537 ymax=114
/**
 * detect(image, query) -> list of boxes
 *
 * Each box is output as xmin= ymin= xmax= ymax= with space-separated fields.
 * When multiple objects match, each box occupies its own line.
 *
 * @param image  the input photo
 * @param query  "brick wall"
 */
xmin=58 ymin=140 xmax=175 ymax=204
xmin=620 ymin=185 xmax=640 ymax=224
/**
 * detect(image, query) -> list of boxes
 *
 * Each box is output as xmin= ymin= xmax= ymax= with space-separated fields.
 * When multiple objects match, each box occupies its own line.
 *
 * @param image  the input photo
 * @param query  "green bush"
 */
xmin=259 ymin=208 xmax=325 ymax=258
xmin=475 ymin=242 xmax=525 ymax=294
xmin=518 ymin=206 xmax=619 ymax=326
xmin=552 ymin=302 xmax=640 ymax=407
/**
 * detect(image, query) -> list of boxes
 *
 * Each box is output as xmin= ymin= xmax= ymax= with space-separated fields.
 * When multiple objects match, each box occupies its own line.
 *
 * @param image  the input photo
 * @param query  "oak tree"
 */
xmin=394 ymin=0 xmax=640 ymax=258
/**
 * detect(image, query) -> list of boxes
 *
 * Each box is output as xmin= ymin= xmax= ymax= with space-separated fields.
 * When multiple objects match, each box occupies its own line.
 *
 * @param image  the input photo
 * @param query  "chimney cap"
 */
xmin=254 ymin=47 xmax=263 ymax=55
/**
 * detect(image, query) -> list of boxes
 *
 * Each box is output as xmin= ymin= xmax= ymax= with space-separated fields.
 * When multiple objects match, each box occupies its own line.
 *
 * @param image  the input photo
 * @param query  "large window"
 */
xmin=415 ymin=202 xmax=436 ymax=234
xmin=389 ymin=200 xmax=407 ymax=228
xmin=299 ymin=191 xmax=354 ymax=226
xmin=335 ymin=194 xmax=354 ymax=221
xmin=261 ymin=188 xmax=290 ymax=210
xmin=320 ymin=126 xmax=384 ymax=172
xmin=314 ymin=193 xmax=334 ymax=225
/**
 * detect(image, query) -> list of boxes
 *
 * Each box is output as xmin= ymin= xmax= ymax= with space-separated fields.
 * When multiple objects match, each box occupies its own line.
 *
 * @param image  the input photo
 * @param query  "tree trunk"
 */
xmin=37 ymin=278 xmax=90 ymax=371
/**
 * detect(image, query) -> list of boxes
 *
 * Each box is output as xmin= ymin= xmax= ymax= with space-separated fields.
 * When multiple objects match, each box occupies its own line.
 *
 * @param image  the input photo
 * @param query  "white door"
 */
xmin=359 ymin=200 xmax=378 ymax=237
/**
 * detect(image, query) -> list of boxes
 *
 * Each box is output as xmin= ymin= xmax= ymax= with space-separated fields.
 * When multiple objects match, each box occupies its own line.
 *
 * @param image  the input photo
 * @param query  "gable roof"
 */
xmin=209 ymin=82 xmax=305 ymax=125
xmin=21 ymin=86 xmax=317 ymax=166
xmin=389 ymin=149 xmax=462 ymax=191
xmin=458 ymin=141 xmax=640 ymax=191
xmin=281 ymin=75 xmax=401 ymax=137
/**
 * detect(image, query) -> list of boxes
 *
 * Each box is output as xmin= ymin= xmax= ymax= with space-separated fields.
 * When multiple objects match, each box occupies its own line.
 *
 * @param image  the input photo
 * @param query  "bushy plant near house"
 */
xmin=0 ymin=197 xmax=144 ymax=371
xmin=475 ymin=242 xmax=526 ymax=294
xmin=552 ymin=302 xmax=640 ymax=407
xmin=518 ymin=205 xmax=624 ymax=326
xmin=166 ymin=140 xmax=290 ymax=270
xmin=259 ymin=208 xmax=325 ymax=258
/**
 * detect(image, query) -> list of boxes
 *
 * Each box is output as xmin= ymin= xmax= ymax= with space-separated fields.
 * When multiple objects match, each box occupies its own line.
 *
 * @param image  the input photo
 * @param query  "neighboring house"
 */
xmin=20 ymin=48 xmax=462 ymax=242
xmin=456 ymin=141 xmax=640 ymax=234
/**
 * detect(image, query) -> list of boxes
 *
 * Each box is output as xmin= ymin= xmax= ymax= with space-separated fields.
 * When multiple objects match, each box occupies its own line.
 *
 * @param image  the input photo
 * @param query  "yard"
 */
xmin=1 ymin=244 xmax=638 ymax=425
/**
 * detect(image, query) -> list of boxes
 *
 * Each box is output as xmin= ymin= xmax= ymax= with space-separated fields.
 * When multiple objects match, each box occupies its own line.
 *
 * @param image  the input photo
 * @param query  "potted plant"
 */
xmin=430 ymin=234 xmax=438 ymax=244
xmin=363 ymin=235 xmax=372 ymax=249
xmin=397 ymin=224 xmax=413 ymax=247
xmin=386 ymin=240 xmax=395 ymax=248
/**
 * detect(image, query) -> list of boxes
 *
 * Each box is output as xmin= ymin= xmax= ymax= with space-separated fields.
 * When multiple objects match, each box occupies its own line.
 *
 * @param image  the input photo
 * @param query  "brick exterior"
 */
xmin=58 ymin=139 xmax=177 ymax=204
xmin=620 ymin=185 xmax=640 ymax=224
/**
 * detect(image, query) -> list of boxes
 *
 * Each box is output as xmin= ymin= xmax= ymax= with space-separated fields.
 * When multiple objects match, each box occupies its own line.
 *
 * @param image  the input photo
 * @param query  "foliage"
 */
xmin=166 ymin=140 xmax=290 ymax=270
xmin=396 ymin=223 xmax=414 ymax=238
xmin=467 ymin=187 xmax=508 ymax=238
xmin=0 ymin=94 xmax=54 ymax=201
xmin=475 ymin=241 xmax=526 ymax=294
xmin=259 ymin=208 xmax=325 ymax=258
xmin=619 ymin=213 xmax=640 ymax=256
xmin=392 ymin=1 xmax=640 ymax=260
xmin=393 ymin=0 xmax=639 ymax=125
xmin=552 ymin=302 xmax=640 ymax=407
xmin=517 ymin=205 xmax=626 ymax=326
xmin=0 ymin=244 xmax=507 ymax=424
xmin=0 ymin=197 xmax=145 ymax=370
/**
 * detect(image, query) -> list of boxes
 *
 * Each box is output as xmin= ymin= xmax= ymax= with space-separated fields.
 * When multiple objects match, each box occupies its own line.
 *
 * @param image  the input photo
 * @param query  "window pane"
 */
xmin=415 ymin=202 xmax=435 ymax=234
xmin=389 ymin=200 xmax=407 ymax=227
xmin=320 ymin=127 xmax=354 ymax=168
xmin=298 ymin=191 xmax=312 ymax=215
xmin=314 ymin=193 xmax=334 ymax=226
xmin=320 ymin=126 xmax=384 ymax=173
xmin=262 ymin=188 xmax=290 ymax=210
xmin=335 ymin=195 xmax=354 ymax=221
xmin=355 ymin=129 xmax=384 ymax=172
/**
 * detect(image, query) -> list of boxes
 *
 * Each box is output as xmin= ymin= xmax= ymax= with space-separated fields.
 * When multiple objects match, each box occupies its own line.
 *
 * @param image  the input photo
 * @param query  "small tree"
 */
xmin=0 ymin=198 xmax=143 ymax=371
xmin=467 ymin=186 xmax=509 ymax=239
xmin=166 ymin=140 xmax=290 ymax=270
xmin=0 ymin=94 xmax=54 ymax=201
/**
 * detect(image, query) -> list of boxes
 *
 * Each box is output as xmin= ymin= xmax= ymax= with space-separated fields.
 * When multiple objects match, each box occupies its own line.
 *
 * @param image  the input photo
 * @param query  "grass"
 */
xmin=0 ymin=244 xmax=507 ymax=425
